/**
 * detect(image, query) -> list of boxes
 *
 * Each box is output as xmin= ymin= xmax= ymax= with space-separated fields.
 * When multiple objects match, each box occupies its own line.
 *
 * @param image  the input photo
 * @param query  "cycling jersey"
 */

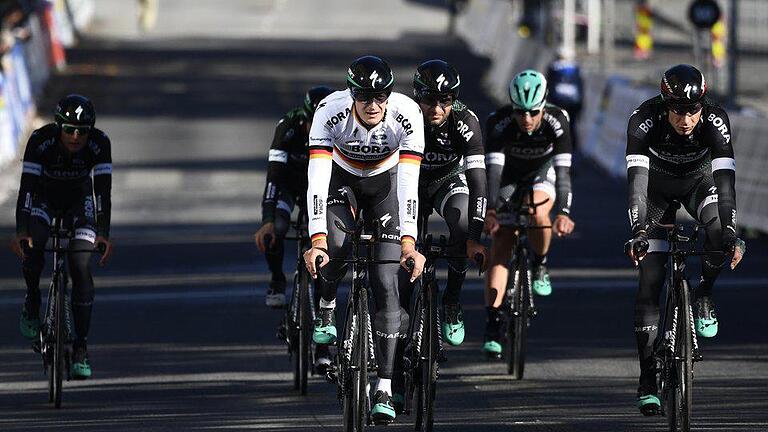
xmin=16 ymin=124 xmax=112 ymax=239
xmin=307 ymin=90 xmax=425 ymax=242
xmin=262 ymin=106 xmax=310 ymax=223
xmin=626 ymin=96 xmax=736 ymax=239
xmin=420 ymin=99 xmax=486 ymax=241
xmin=484 ymin=104 xmax=573 ymax=216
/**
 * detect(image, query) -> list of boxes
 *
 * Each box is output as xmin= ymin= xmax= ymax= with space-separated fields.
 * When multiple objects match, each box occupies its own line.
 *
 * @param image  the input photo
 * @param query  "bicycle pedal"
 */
xmin=437 ymin=350 xmax=448 ymax=363
xmin=693 ymin=350 xmax=703 ymax=362
xmin=485 ymin=351 xmax=502 ymax=360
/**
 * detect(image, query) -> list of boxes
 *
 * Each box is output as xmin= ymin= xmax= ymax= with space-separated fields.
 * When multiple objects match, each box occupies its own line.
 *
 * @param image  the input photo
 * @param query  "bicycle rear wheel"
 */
xmin=506 ymin=251 xmax=529 ymax=379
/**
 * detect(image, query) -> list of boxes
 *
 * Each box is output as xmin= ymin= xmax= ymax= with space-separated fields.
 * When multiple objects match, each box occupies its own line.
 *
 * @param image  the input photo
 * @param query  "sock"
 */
xmin=532 ymin=253 xmax=547 ymax=268
xmin=375 ymin=378 xmax=392 ymax=395
xmin=319 ymin=298 xmax=336 ymax=309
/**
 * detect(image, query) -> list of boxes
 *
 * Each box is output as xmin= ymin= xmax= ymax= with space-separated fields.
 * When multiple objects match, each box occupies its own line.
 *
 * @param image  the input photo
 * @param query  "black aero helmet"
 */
xmin=413 ymin=59 xmax=461 ymax=100
xmin=304 ymin=85 xmax=334 ymax=117
xmin=660 ymin=64 xmax=707 ymax=105
xmin=55 ymin=94 xmax=96 ymax=127
xmin=346 ymin=56 xmax=394 ymax=93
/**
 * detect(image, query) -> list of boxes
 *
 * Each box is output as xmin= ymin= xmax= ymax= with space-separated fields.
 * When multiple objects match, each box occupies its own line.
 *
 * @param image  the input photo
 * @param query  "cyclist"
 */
xmin=12 ymin=94 xmax=113 ymax=380
xmin=624 ymin=64 xmax=745 ymax=415
xmin=302 ymin=55 xmax=426 ymax=423
xmin=254 ymin=85 xmax=335 ymax=371
xmin=482 ymin=69 xmax=575 ymax=357
xmin=254 ymin=86 xmax=334 ymax=308
xmin=411 ymin=59 xmax=488 ymax=347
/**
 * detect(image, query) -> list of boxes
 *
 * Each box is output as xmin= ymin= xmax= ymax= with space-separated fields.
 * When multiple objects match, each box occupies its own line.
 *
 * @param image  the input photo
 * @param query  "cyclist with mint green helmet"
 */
xmin=482 ymin=69 xmax=575 ymax=357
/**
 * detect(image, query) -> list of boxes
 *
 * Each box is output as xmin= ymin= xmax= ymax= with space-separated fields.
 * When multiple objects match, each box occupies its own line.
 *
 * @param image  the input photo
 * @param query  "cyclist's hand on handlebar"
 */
xmin=466 ymin=239 xmax=488 ymax=273
xmin=95 ymin=236 xmax=113 ymax=266
xmin=553 ymin=214 xmax=575 ymax=237
xmin=254 ymin=222 xmax=276 ymax=254
xmin=400 ymin=241 xmax=425 ymax=283
xmin=484 ymin=210 xmax=500 ymax=235
xmin=724 ymin=235 xmax=746 ymax=270
xmin=303 ymin=239 xmax=329 ymax=279
xmin=624 ymin=231 xmax=649 ymax=267
xmin=10 ymin=235 xmax=32 ymax=259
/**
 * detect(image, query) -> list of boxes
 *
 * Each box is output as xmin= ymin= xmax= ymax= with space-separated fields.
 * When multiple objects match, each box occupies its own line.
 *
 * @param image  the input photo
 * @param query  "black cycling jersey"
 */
xmin=262 ymin=107 xmax=310 ymax=223
xmin=420 ymin=100 xmax=487 ymax=241
xmin=485 ymin=103 xmax=573 ymax=215
xmin=626 ymin=96 xmax=737 ymax=239
xmin=16 ymin=123 xmax=112 ymax=237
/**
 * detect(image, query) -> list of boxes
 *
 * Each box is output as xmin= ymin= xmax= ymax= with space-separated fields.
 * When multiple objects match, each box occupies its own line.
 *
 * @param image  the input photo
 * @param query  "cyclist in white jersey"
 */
xmin=303 ymin=56 xmax=426 ymax=423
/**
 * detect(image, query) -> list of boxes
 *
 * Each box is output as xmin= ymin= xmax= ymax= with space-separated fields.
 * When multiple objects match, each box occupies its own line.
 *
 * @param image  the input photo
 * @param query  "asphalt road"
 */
xmin=0 ymin=1 xmax=766 ymax=431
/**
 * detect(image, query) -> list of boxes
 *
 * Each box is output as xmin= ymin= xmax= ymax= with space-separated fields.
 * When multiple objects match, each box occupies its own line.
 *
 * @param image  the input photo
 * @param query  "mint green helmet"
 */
xmin=508 ymin=69 xmax=548 ymax=110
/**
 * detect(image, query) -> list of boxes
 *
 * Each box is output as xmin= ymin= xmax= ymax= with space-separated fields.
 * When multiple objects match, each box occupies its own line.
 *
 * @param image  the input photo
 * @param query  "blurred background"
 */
xmin=0 ymin=1 xmax=765 ymax=431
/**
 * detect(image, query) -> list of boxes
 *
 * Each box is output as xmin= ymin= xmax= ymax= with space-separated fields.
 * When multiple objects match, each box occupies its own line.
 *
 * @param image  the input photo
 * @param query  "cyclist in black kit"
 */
xmin=482 ymin=70 xmax=575 ymax=356
xmin=254 ymin=85 xmax=334 ymax=308
xmin=412 ymin=60 xmax=488 ymax=347
xmin=624 ymin=64 xmax=745 ymax=415
xmin=12 ymin=94 xmax=113 ymax=380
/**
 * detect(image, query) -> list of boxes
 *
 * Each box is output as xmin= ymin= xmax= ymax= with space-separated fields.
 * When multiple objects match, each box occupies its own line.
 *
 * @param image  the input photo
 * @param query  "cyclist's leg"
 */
xmin=435 ymin=174 xmax=470 ymax=345
xmin=312 ymin=186 xmax=354 ymax=344
xmin=367 ymin=171 xmax=408 ymax=421
xmin=68 ymin=194 xmax=97 ymax=378
xmin=19 ymin=201 xmax=50 ymax=339
xmin=634 ymin=193 xmax=671 ymax=413
xmin=527 ymin=165 xmax=556 ymax=295
xmin=264 ymin=193 xmax=293 ymax=307
xmin=684 ymin=175 xmax=725 ymax=337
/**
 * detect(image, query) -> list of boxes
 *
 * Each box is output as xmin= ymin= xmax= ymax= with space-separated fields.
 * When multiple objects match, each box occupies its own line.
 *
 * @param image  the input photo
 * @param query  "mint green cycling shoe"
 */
xmin=695 ymin=296 xmax=718 ymax=338
xmin=442 ymin=303 xmax=465 ymax=346
xmin=19 ymin=306 xmax=40 ymax=340
xmin=71 ymin=346 xmax=92 ymax=380
xmin=312 ymin=308 xmax=337 ymax=344
xmin=532 ymin=264 xmax=552 ymax=296
xmin=371 ymin=390 xmax=396 ymax=424
xmin=483 ymin=340 xmax=502 ymax=357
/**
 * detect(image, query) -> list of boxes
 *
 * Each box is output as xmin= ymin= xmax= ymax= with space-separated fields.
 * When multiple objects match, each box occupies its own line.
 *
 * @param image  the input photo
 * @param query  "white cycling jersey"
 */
xmin=306 ymin=90 xmax=425 ymax=242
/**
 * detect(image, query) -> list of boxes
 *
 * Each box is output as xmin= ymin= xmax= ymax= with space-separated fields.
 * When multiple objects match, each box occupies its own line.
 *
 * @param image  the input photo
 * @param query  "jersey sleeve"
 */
xmin=551 ymin=108 xmax=574 ymax=216
xmin=703 ymin=108 xmax=737 ymax=239
xmin=92 ymin=133 xmax=113 ymax=238
xmin=306 ymin=105 xmax=335 ymax=242
xmin=625 ymin=107 xmax=652 ymax=236
xmin=262 ymin=115 xmax=293 ymax=224
xmin=15 ymin=133 xmax=43 ymax=235
xmin=397 ymin=100 xmax=425 ymax=242
xmin=484 ymin=112 xmax=505 ymax=210
xmin=461 ymin=109 xmax=487 ymax=241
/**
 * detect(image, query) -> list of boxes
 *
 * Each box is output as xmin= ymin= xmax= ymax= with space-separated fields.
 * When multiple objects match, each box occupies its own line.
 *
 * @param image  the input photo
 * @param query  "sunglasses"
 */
xmin=418 ymin=92 xmax=455 ymax=108
xmin=352 ymin=90 xmax=390 ymax=105
xmin=61 ymin=124 xmax=92 ymax=135
xmin=668 ymin=103 xmax=703 ymax=116
xmin=513 ymin=108 xmax=542 ymax=117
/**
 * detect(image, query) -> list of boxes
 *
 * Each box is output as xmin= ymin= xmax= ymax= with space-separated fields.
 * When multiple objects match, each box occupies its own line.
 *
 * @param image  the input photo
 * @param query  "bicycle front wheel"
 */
xmin=353 ymin=288 xmax=370 ymax=430
xmin=676 ymin=279 xmax=694 ymax=431
xmin=53 ymin=276 xmax=66 ymax=408
xmin=506 ymin=252 xmax=529 ymax=379
xmin=296 ymin=268 xmax=311 ymax=395
xmin=418 ymin=281 xmax=438 ymax=432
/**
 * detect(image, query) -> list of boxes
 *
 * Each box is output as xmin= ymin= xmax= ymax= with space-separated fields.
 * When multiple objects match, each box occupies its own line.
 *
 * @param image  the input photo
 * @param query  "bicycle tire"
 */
xmin=507 ymin=251 xmax=529 ymax=379
xmin=353 ymin=287 xmax=369 ymax=431
xmin=341 ymin=297 xmax=357 ymax=432
xmin=53 ymin=273 xmax=65 ymax=408
xmin=297 ymin=268 xmax=311 ymax=395
xmin=290 ymin=272 xmax=300 ymax=391
xmin=419 ymin=281 xmax=438 ymax=432
xmin=664 ymin=286 xmax=678 ymax=431
xmin=677 ymin=279 xmax=693 ymax=431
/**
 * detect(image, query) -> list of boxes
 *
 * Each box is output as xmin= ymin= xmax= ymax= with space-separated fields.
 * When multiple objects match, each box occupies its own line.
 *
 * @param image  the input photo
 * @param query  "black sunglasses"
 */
xmin=419 ymin=93 xmax=455 ymax=108
xmin=61 ymin=124 xmax=92 ymax=135
xmin=351 ymin=90 xmax=390 ymax=105
xmin=668 ymin=103 xmax=703 ymax=116
xmin=513 ymin=108 xmax=542 ymax=117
